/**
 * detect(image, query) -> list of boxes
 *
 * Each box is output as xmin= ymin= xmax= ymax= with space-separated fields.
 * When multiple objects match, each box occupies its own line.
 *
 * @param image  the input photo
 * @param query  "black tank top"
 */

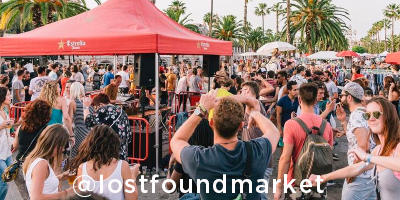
xmin=16 ymin=125 xmax=46 ymax=161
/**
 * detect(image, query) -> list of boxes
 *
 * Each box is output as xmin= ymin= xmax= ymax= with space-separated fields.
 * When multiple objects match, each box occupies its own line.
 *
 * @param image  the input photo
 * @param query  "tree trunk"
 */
xmin=276 ymin=11 xmax=279 ymax=34
xmin=286 ymin=0 xmax=290 ymax=44
xmin=244 ymin=0 xmax=248 ymax=30
xmin=209 ymin=0 xmax=213 ymax=37
xmin=262 ymin=15 xmax=265 ymax=34
xmin=392 ymin=17 xmax=394 ymax=52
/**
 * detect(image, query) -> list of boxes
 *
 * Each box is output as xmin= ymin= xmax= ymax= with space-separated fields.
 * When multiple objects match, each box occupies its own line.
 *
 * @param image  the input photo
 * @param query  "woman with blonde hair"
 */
xmin=37 ymin=80 xmax=74 ymax=144
xmin=23 ymin=124 xmax=74 ymax=199
xmin=68 ymin=82 xmax=89 ymax=159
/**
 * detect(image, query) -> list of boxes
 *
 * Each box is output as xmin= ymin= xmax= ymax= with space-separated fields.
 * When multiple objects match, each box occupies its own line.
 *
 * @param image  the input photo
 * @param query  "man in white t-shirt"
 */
xmin=116 ymin=65 xmax=130 ymax=94
xmin=29 ymin=66 xmax=50 ymax=101
xmin=48 ymin=64 xmax=59 ymax=81
xmin=324 ymin=70 xmax=338 ymax=100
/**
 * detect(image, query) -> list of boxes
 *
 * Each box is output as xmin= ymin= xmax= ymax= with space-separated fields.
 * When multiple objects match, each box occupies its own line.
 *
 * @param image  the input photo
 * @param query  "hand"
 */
xmin=69 ymin=137 xmax=75 ymax=147
xmin=247 ymin=111 xmax=259 ymax=129
xmin=130 ymin=164 xmax=141 ymax=179
xmin=291 ymin=111 xmax=297 ymax=119
xmin=57 ymin=170 xmax=70 ymax=181
xmin=274 ymin=186 xmax=282 ymax=200
xmin=308 ymin=174 xmax=323 ymax=187
xmin=168 ymin=153 xmax=176 ymax=169
xmin=332 ymin=128 xmax=339 ymax=134
xmin=1 ymin=119 xmax=14 ymax=129
xmin=326 ymin=99 xmax=336 ymax=112
xmin=390 ymin=83 xmax=395 ymax=90
xmin=336 ymin=131 xmax=344 ymax=137
xmin=199 ymin=89 xmax=218 ymax=112
xmin=335 ymin=104 xmax=346 ymax=122
xmin=24 ymin=86 xmax=29 ymax=90
xmin=83 ymin=97 xmax=92 ymax=107
xmin=348 ymin=148 xmax=368 ymax=162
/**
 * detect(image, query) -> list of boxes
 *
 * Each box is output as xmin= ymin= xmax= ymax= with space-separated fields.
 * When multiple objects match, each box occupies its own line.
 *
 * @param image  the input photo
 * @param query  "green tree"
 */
xmin=269 ymin=3 xmax=284 ymax=34
xmin=245 ymin=27 xmax=265 ymax=50
xmin=254 ymin=3 xmax=269 ymax=34
xmin=203 ymin=12 xmax=218 ymax=36
xmin=283 ymin=0 xmax=350 ymax=53
xmin=0 ymin=0 xmax=89 ymax=36
xmin=286 ymin=0 xmax=290 ymax=44
xmin=213 ymin=15 xmax=243 ymax=41
xmin=164 ymin=1 xmax=200 ymax=33
xmin=243 ymin=0 xmax=252 ymax=32
xmin=382 ymin=18 xmax=391 ymax=51
xmin=352 ymin=46 xmax=366 ymax=54
xmin=384 ymin=4 xmax=400 ymax=52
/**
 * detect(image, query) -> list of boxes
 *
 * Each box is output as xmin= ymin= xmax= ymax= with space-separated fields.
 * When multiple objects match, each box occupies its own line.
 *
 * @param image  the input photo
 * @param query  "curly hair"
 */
xmin=38 ymin=80 xmax=59 ymax=107
xmin=0 ymin=75 xmax=9 ymax=85
xmin=213 ymin=97 xmax=244 ymax=139
xmin=69 ymin=125 xmax=120 ymax=172
xmin=21 ymin=100 xmax=52 ymax=133
xmin=0 ymin=87 xmax=8 ymax=105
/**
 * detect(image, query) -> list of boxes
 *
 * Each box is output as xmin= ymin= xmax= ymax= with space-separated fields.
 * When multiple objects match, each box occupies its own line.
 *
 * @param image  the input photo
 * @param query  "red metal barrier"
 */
xmin=169 ymin=91 xmax=205 ymax=114
xmin=10 ymin=101 xmax=31 ymax=123
xmin=127 ymin=117 xmax=149 ymax=164
xmin=168 ymin=110 xmax=195 ymax=154
xmin=85 ymin=89 xmax=103 ymax=99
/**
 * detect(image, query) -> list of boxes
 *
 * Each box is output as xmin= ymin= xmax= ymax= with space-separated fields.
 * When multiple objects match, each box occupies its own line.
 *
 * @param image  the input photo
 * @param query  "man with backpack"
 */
xmin=335 ymin=82 xmax=376 ymax=200
xmin=275 ymin=83 xmax=333 ymax=200
xmin=171 ymin=90 xmax=279 ymax=199
xmin=92 ymin=68 xmax=102 ymax=91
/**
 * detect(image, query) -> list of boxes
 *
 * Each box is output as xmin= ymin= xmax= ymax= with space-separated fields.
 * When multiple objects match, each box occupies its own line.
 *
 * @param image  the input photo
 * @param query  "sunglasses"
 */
xmin=362 ymin=111 xmax=383 ymax=120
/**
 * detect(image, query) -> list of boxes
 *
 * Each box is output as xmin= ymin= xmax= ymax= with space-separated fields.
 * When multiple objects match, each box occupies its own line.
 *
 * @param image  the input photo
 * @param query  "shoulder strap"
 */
xmin=19 ymin=126 xmax=46 ymax=161
xmin=293 ymin=118 xmax=311 ymax=135
xmin=317 ymin=120 xmax=328 ymax=136
xmin=244 ymin=141 xmax=253 ymax=179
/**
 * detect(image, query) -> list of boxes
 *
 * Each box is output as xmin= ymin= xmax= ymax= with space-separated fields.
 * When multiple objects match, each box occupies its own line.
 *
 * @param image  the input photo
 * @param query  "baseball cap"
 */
xmin=338 ymin=82 xmax=364 ymax=101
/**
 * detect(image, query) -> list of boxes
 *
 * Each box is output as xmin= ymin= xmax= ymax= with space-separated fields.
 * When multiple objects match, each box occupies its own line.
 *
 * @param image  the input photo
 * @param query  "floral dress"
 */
xmin=85 ymin=105 xmax=132 ymax=161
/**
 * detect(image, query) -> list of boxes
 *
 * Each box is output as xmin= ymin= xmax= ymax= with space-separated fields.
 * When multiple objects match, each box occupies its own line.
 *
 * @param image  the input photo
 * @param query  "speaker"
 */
xmin=202 ymin=55 xmax=220 ymax=77
xmin=133 ymin=54 xmax=156 ymax=87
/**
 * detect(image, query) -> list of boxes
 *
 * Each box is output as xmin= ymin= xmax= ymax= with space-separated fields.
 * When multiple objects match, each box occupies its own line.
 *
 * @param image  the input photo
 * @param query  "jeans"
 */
xmin=261 ymin=167 xmax=273 ymax=200
xmin=341 ymin=177 xmax=376 ymax=200
xmin=0 ymin=156 xmax=13 ymax=200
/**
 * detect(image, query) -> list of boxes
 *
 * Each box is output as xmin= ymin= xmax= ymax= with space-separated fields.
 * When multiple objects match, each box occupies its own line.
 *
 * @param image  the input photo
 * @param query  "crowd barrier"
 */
xmin=10 ymin=101 xmax=31 ymax=123
xmin=168 ymin=91 xmax=205 ymax=114
xmin=127 ymin=117 xmax=150 ymax=164
xmin=168 ymin=110 xmax=194 ymax=154
xmin=85 ymin=89 xmax=103 ymax=99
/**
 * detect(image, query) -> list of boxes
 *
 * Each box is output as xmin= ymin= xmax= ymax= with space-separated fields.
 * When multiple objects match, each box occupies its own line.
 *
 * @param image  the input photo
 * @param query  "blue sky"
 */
xmin=88 ymin=0 xmax=400 ymax=39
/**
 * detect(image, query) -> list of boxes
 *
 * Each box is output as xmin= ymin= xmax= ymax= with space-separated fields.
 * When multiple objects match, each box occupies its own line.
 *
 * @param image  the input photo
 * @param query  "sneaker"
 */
xmin=326 ymin=181 xmax=336 ymax=187
xmin=332 ymin=153 xmax=339 ymax=161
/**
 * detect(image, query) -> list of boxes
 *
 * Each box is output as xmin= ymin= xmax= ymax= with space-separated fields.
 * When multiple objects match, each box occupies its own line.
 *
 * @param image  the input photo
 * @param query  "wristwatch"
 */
xmin=194 ymin=106 xmax=206 ymax=118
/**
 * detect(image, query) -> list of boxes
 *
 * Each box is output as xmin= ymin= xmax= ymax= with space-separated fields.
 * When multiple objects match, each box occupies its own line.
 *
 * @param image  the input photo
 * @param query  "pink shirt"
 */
xmin=283 ymin=113 xmax=333 ymax=185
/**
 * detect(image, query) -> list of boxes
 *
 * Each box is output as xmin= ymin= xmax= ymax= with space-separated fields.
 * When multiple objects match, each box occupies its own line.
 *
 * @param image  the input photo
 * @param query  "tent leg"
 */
xmin=113 ymin=55 xmax=117 ymax=74
xmin=155 ymin=53 xmax=160 ymax=173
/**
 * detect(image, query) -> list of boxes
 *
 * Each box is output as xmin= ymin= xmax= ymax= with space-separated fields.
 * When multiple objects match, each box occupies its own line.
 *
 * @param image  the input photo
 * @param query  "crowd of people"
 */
xmin=0 ymin=51 xmax=399 ymax=200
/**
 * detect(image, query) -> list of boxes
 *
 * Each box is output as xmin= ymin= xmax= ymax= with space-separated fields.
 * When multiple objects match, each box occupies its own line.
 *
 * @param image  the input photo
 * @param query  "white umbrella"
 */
xmin=307 ymin=51 xmax=340 ymax=60
xmin=379 ymin=51 xmax=389 ymax=57
xmin=257 ymin=41 xmax=296 ymax=54
xmin=239 ymin=52 xmax=258 ymax=56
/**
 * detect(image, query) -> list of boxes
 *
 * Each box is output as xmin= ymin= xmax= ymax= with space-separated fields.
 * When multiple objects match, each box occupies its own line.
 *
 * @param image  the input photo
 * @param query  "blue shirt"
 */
xmin=181 ymin=137 xmax=272 ymax=200
xmin=103 ymin=72 xmax=114 ymax=87
xmin=277 ymin=95 xmax=299 ymax=127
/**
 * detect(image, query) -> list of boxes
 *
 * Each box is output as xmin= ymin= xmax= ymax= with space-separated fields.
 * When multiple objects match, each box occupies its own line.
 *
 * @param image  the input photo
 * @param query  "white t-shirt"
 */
xmin=176 ymin=76 xmax=188 ymax=94
xmin=29 ymin=76 xmax=51 ymax=101
xmin=324 ymin=80 xmax=338 ymax=99
xmin=71 ymin=72 xmax=85 ymax=83
xmin=48 ymin=71 xmax=58 ymax=81
xmin=117 ymin=71 xmax=129 ymax=88
xmin=0 ymin=113 xmax=11 ymax=160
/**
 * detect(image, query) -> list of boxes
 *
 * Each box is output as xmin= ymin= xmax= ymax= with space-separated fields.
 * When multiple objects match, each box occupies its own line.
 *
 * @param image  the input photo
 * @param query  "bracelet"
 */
xmin=366 ymin=154 xmax=372 ymax=164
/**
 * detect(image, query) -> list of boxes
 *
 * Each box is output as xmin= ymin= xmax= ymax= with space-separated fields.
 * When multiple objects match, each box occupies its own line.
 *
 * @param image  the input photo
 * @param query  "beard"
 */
xmin=341 ymin=98 xmax=350 ymax=110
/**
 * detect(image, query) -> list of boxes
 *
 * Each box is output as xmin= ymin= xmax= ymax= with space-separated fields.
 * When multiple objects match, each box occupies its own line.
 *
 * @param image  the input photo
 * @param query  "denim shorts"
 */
xmin=341 ymin=177 xmax=376 ymax=200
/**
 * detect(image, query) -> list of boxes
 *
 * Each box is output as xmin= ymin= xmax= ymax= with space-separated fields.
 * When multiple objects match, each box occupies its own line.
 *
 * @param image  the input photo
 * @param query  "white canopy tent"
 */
xmin=379 ymin=51 xmax=389 ymax=57
xmin=257 ymin=41 xmax=296 ymax=54
xmin=308 ymin=51 xmax=340 ymax=60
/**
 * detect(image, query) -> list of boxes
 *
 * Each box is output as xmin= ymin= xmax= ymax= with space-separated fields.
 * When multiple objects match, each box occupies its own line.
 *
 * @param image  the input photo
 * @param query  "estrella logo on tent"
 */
xmin=197 ymin=41 xmax=210 ymax=50
xmin=66 ymin=40 xmax=86 ymax=50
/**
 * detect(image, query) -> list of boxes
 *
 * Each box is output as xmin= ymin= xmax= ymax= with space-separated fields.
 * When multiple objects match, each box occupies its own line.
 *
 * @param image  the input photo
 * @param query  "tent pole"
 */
xmin=155 ymin=53 xmax=160 ymax=173
xmin=113 ymin=55 xmax=117 ymax=74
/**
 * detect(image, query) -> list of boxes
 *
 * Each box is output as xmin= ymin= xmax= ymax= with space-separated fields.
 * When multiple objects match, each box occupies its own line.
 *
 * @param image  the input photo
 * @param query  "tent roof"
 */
xmin=0 ymin=0 xmax=232 ymax=56
xmin=307 ymin=51 xmax=340 ymax=60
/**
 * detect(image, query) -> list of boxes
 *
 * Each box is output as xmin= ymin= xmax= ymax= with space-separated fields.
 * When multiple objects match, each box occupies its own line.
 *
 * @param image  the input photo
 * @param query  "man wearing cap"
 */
xmin=335 ymin=82 xmax=376 ymax=200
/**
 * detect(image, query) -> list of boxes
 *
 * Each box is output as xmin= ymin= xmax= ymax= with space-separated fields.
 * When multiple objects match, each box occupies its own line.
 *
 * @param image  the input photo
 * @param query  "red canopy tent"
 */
xmin=0 ymin=0 xmax=232 ymax=56
xmin=336 ymin=50 xmax=360 ymax=58
xmin=386 ymin=51 xmax=400 ymax=64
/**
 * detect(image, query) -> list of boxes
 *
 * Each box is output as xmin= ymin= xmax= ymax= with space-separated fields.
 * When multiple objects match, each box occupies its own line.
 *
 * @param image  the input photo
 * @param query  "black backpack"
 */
xmin=92 ymin=74 xmax=101 ymax=90
xmin=292 ymin=118 xmax=332 ymax=191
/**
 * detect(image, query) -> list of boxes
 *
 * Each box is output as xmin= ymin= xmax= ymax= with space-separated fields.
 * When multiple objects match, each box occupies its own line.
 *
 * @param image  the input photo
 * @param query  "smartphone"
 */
xmin=250 ymin=73 xmax=256 ymax=77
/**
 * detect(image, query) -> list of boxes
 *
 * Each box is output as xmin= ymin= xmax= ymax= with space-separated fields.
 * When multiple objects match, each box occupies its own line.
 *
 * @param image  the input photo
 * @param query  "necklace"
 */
xmin=216 ymin=140 xmax=239 ymax=145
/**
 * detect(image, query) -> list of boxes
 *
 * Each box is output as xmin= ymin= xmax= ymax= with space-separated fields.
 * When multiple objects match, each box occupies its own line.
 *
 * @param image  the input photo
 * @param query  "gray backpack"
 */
xmin=292 ymin=118 xmax=333 ymax=191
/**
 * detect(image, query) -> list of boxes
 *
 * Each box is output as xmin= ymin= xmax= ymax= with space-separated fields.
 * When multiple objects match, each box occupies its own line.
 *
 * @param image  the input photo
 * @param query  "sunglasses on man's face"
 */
xmin=362 ymin=111 xmax=383 ymax=120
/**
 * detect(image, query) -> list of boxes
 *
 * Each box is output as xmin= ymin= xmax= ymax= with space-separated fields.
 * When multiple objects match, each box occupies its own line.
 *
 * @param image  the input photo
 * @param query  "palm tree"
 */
xmin=0 ymin=0 xmax=89 ymax=36
xmin=269 ymin=3 xmax=284 ymax=34
xmin=164 ymin=9 xmax=200 ymax=33
xmin=286 ymin=0 xmax=290 ymax=44
xmin=384 ymin=4 xmax=400 ymax=52
xmin=382 ymin=18 xmax=391 ymax=51
xmin=203 ymin=12 xmax=218 ymax=36
xmin=149 ymin=0 xmax=156 ymax=4
xmin=254 ymin=3 xmax=269 ymax=34
xmin=243 ymin=0 xmax=252 ymax=32
xmin=245 ymin=27 xmax=266 ymax=50
xmin=284 ymin=0 xmax=350 ymax=53
xmin=213 ymin=15 xmax=243 ymax=41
